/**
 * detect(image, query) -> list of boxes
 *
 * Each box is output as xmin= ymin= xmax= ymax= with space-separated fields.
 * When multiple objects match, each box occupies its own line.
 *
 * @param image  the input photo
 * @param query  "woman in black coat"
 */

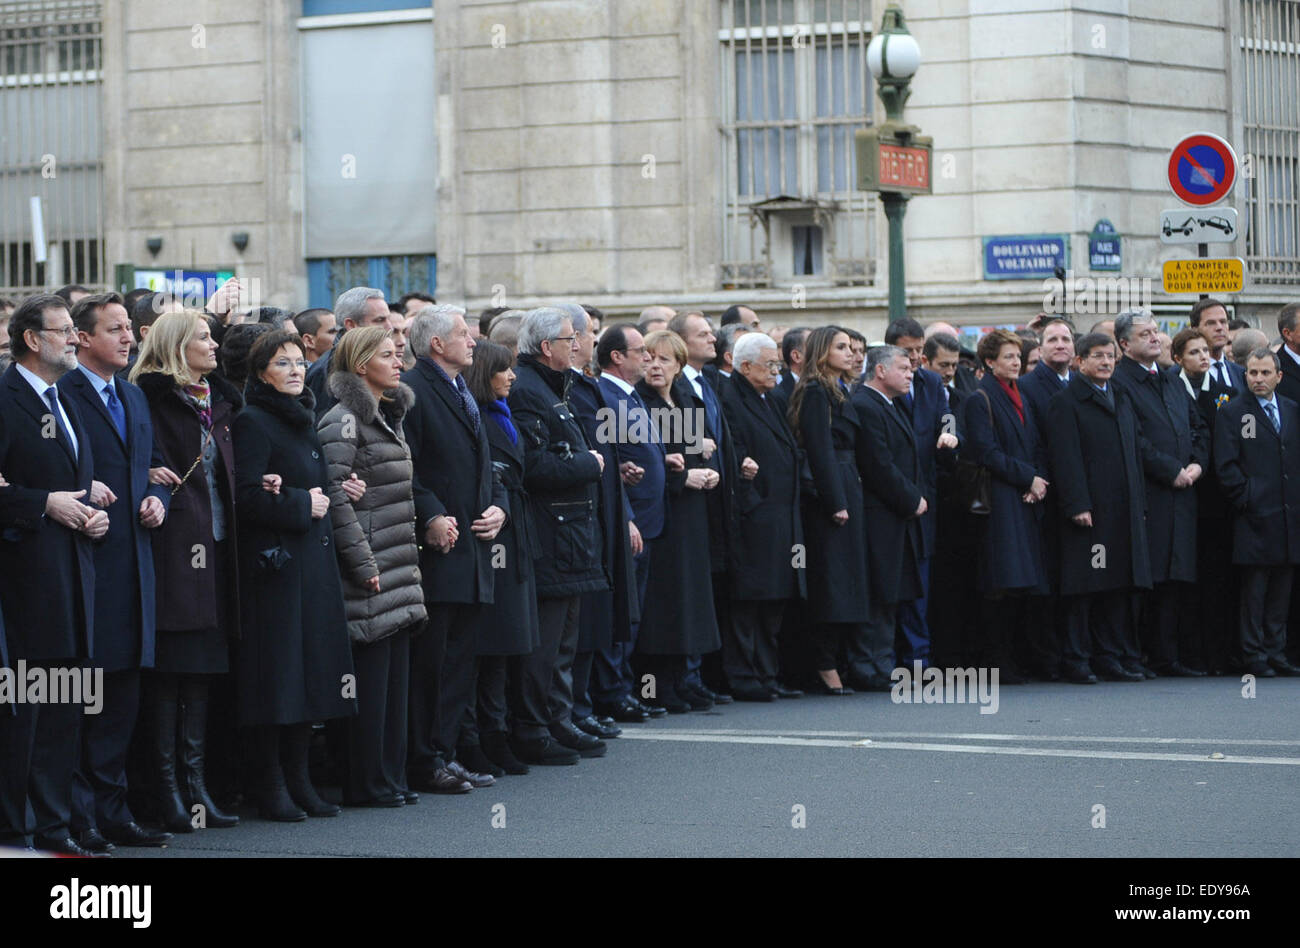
xmin=634 ymin=329 xmax=721 ymax=713
xmin=130 ymin=310 xmax=241 ymax=832
xmin=462 ymin=340 xmax=540 ymax=776
xmin=786 ymin=326 xmax=867 ymax=695
xmin=962 ymin=330 xmax=1049 ymax=682
xmin=232 ymin=330 xmax=357 ymax=821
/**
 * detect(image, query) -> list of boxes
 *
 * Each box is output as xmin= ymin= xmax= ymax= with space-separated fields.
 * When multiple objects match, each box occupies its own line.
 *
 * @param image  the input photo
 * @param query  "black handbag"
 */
xmin=953 ymin=390 xmax=992 ymax=516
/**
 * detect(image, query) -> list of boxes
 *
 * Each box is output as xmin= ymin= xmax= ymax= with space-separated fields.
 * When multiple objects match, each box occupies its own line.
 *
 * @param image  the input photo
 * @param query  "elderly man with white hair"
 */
xmin=306 ymin=286 xmax=401 ymax=419
xmin=718 ymin=331 xmax=805 ymax=700
xmin=506 ymin=307 xmax=611 ymax=765
xmin=401 ymin=303 xmax=508 ymax=794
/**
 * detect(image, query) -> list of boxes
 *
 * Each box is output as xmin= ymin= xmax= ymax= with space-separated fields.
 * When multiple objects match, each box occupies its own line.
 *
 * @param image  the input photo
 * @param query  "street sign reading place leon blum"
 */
xmin=1167 ymin=133 xmax=1238 ymax=207
xmin=1159 ymin=207 xmax=1238 ymax=244
xmin=1161 ymin=257 xmax=1245 ymax=294
xmin=982 ymin=235 xmax=1069 ymax=280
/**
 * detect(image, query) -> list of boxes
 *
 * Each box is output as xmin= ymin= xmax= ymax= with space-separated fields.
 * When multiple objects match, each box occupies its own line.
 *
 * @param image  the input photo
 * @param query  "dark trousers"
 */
xmin=895 ymin=557 xmax=932 ymax=665
xmin=571 ymin=650 xmax=594 ymax=720
xmin=72 ymin=669 xmax=140 ymax=833
xmin=846 ymin=600 xmax=898 ymax=684
xmin=687 ymin=570 xmax=730 ymax=691
xmin=475 ymin=656 xmax=510 ymax=737
xmin=345 ymin=629 xmax=410 ymax=804
xmin=1186 ymin=522 xmax=1237 ymax=673
xmin=512 ymin=596 xmax=581 ymax=740
xmin=1139 ymin=581 xmax=1187 ymax=671
xmin=593 ymin=543 xmax=652 ymax=704
xmin=1022 ymin=594 xmax=1065 ymax=677
xmin=0 ymin=661 xmax=83 ymax=844
xmin=407 ymin=603 xmax=480 ymax=777
xmin=1239 ymin=566 xmax=1293 ymax=665
xmin=1063 ymin=590 xmax=1136 ymax=673
xmin=725 ymin=600 xmax=785 ymax=688
xmin=978 ymin=594 xmax=1028 ymax=675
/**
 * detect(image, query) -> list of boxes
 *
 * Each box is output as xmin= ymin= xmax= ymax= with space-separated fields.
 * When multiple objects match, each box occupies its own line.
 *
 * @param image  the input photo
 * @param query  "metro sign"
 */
xmin=856 ymin=124 xmax=933 ymax=195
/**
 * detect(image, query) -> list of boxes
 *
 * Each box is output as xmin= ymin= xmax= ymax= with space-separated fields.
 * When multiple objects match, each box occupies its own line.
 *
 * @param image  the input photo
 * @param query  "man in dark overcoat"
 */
xmin=1111 ymin=310 xmax=1210 ymax=677
xmin=1047 ymin=332 xmax=1152 ymax=683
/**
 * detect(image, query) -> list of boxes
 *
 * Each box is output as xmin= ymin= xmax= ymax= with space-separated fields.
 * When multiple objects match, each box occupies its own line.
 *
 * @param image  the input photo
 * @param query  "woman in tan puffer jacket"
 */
xmin=317 ymin=326 xmax=427 ymax=807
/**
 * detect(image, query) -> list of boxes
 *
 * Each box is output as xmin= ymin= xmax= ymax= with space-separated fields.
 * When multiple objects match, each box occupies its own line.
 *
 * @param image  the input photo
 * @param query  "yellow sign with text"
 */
xmin=1161 ymin=257 xmax=1245 ymax=294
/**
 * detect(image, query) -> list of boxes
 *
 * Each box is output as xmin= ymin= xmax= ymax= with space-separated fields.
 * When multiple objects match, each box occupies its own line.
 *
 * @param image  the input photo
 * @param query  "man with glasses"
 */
xmin=719 ymin=332 xmax=805 ymax=700
xmin=592 ymin=323 xmax=667 ymax=722
xmin=508 ymin=308 xmax=609 ymax=765
xmin=0 ymin=294 xmax=108 ymax=856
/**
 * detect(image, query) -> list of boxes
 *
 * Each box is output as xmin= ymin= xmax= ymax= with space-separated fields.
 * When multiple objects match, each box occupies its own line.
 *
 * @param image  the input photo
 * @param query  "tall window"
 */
xmin=306 ymin=254 xmax=436 ymax=309
xmin=1240 ymin=0 xmax=1300 ymax=284
xmin=0 ymin=0 xmax=103 ymax=296
xmin=719 ymin=0 xmax=874 ymax=288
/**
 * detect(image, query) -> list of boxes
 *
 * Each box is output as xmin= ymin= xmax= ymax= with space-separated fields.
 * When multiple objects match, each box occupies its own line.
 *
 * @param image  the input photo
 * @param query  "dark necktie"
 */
xmin=698 ymin=377 xmax=723 ymax=471
xmin=45 ymin=386 xmax=77 ymax=460
xmin=901 ymin=388 xmax=914 ymax=414
xmin=104 ymin=383 xmax=127 ymax=441
xmin=1265 ymin=401 xmax=1280 ymax=433
xmin=454 ymin=374 xmax=480 ymax=433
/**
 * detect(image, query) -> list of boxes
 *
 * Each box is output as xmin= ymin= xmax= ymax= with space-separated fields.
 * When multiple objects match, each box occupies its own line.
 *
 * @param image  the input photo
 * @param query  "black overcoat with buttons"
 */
xmin=232 ymin=381 xmax=356 ymax=727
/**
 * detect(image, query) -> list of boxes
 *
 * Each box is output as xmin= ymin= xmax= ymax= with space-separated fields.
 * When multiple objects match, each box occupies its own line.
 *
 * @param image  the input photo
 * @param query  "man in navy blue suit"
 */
xmin=63 ymin=293 xmax=173 ymax=850
xmin=1190 ymin=297 xmax=1246 ymax=397
xmin=885 ymin=319 xmax=958 ymax=669
xmin=1017 ymin=316 xmax=1076 ymax=678
xmin=593 ymin=324 xmax=669 ymax=722
xmin=0 ymin=294 xmax=106 ymax=856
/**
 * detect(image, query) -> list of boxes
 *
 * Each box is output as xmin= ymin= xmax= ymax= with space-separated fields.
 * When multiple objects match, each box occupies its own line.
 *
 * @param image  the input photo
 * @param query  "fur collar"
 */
xmin=244 ymin=379 xmax=316 ymax=429
xmin=136 ymin=369 xmax=245 ymax=412
xmin=327 ymin=370 xmax=415 ymax=426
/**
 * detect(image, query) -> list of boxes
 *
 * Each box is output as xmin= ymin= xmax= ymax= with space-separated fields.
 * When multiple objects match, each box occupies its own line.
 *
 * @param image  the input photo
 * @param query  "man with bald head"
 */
xmin=637 ymin=305 xmax=675 ymax=337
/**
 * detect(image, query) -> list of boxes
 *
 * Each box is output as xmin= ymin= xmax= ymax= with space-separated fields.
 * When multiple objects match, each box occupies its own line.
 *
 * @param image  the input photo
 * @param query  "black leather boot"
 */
xmin=149 ymin=674 xmax=194 ymax=834
xmin=281 ymin=724 xmax=340 ymax=818
xmin=256 ymin=726 xmax=306 ymax=822
xmin=178 ymin=676 xmax=239 ymax=828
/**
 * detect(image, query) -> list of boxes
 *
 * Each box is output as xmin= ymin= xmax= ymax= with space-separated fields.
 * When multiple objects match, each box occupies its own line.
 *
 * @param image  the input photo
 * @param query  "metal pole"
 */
xmin=883 ymin=191 xmax=908 ymax=320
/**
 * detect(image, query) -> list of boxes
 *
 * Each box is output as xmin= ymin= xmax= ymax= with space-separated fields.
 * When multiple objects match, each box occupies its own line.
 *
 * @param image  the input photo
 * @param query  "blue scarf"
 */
xmin=481 ymin=397 xmax=517 ymax=445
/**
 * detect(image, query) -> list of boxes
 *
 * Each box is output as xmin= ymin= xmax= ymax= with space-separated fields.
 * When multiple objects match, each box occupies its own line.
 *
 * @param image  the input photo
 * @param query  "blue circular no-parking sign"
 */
xmin=1168 ymin=133 xmax=1237 ymax=206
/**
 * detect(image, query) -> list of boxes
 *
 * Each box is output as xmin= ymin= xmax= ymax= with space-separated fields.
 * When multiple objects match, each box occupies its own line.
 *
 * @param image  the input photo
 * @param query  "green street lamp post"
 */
xmin=862 ymin=4 xmax=926 ymax=323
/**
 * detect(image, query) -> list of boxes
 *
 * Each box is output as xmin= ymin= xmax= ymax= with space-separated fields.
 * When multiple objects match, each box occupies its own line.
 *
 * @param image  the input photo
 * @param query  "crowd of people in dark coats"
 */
xmin=0 ymin=283 xmax=1297 ymax=857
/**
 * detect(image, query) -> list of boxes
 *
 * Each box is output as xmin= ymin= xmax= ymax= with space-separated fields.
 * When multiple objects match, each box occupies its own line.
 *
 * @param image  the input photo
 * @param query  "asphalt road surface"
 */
xmin=117 ymin=677 xmax=1299 ymax=858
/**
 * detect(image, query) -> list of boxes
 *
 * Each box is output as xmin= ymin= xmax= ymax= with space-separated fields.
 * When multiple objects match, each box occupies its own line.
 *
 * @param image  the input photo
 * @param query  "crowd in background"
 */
xmin=1 ymin=281 xmax=1298 ymax=857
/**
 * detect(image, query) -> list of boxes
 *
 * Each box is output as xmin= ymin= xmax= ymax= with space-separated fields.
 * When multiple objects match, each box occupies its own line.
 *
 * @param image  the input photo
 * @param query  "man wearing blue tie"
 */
xmin=63 ymin=293 xmax=173 ymax=850
xmin=1214 ymin=348 xmax=1300 ymax=678
xmin=593 ymin=324 xmax=668 ymax=722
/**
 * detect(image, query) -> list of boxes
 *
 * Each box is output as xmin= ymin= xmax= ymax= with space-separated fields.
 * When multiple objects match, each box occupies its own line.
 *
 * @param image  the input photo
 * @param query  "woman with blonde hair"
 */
xmin=130 ymin=310 xmax=242 ymax=831
xmin=317 ymin=327 xmax=427 ymax=806
xmin=632 ymin=329 xmax=720 ymax=713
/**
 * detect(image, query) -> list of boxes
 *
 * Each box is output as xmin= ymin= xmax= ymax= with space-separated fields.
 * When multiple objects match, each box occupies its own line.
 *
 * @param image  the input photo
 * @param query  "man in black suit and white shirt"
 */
xmin=0 ymin=294 xmax=108 ymax=856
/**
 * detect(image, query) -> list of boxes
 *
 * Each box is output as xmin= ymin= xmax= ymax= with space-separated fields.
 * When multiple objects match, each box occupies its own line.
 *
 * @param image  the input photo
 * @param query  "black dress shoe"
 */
xmin=695 ymin=685 xmax=733 ymax=705
xmin=446 ymin=759 xmax=495 ymax=788
xmin=574 ymin=715 xmax=621 ymax=739
xmin=1269 ymin=659 xmax=1300 ymax=676
xmin=633 ymin=698 xmax=668 ymax=717
xmin=408 ymin=769 xmax=472 ymax=794
xmin=770 ymin=682 xmax=804 ymax=698
xmin=77 ymin=829 xmax=115 ymax=853
xmin=510 ymin=735 xmax=580 ymax=766
xmin=679 ymin=686 xmax=713 ymax=712
xmin=35 ymin=835 xmax=110 ymax=858
xmin=1161 ymin=662 xmax=1208 ymax=678
xmin=399 ymin=790 xmax=420 ymax=805
xmin=595 ymin=698 xmax=649 ymax=723
xmin=810 ymin=679 xmax=855 ymax=695
xmin=1243 ymin=661 xmax=1276 ymax=677
xmin=653 ymin=687 xmax=692 ymax=714
xmin=550 ymin=720 xmax=607 ymax=758
xmin=344 ymin=795 xmax=405 ymax=808
xmin=595 ymin=715 xmax=617 ymax=726
xmin=1063 ymin=668 xmax=1099 ymax=684
xmin=1095 ymin=661 xmax=1144 ymax=682
xmin=731 ymin=683 xmax=776 ymax=702
xmin=482 ymin=731 xmax=530 ymax=775
xmin=458 ymin=743 xmax=506 ymax=779
xmin=101 ymin=822 xmax=171 ymax=847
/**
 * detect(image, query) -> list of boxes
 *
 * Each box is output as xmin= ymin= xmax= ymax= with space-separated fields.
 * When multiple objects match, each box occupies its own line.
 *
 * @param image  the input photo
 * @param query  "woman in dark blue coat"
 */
xmin=786 ymin=326 xmax=868 ymax=695
xmin=961 ymin=330 xmax=1049 ymax=682
xmin=232 ymin=330 xmax=357 ymax=821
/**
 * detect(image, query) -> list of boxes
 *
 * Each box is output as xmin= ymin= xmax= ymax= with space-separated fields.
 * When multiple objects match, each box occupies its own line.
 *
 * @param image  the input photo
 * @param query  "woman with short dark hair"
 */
xmin=233 ymin=330 xmax=357 ymax=821
xmin=963 ymin=329 xmax=1049 ymax=682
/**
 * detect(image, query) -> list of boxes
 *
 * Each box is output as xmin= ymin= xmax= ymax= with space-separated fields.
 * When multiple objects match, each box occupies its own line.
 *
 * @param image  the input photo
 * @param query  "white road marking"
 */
xmin=624 ymin=728 xmax=1300 ymax=747
xmin=616 ymin=730 xmax=1300 ymax=765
